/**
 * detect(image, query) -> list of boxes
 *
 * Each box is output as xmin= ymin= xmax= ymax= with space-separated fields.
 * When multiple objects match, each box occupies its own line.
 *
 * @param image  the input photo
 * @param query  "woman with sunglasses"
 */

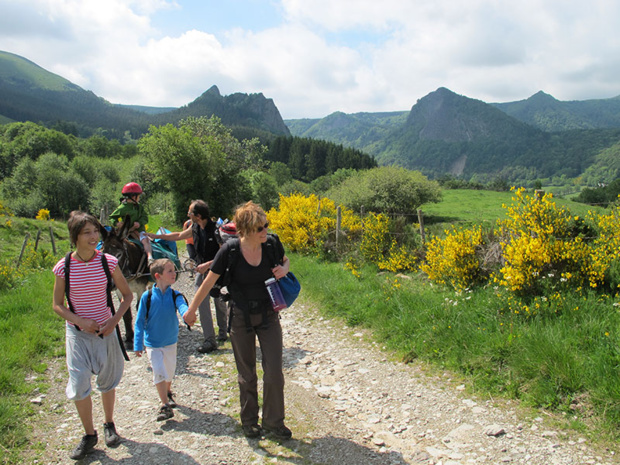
xmin=184 ymin=201 xmax=292 ymax=440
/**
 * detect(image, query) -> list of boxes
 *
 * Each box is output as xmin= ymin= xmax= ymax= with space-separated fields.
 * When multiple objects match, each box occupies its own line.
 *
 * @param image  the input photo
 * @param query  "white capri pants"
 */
xmin=146 ymin=343 xmax=177 ymax=385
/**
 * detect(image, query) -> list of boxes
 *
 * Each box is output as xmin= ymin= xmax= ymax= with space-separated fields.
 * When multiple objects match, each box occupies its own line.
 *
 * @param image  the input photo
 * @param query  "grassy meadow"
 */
xmin=0 ymin=191 xmax=618 ymax=462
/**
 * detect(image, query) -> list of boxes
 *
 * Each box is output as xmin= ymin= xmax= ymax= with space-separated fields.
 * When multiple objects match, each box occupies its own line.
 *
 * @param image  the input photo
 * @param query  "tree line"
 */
xmin=0 ymin=118 xmax=380 ymax=222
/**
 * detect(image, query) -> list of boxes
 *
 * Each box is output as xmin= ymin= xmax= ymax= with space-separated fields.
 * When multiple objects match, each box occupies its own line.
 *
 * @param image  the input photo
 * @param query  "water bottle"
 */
xmin=265 ymin=277 xmax=287 ymax=312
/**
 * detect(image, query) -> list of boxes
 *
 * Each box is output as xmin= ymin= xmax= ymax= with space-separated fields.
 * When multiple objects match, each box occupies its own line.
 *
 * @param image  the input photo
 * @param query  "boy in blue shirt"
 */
xmin=134 ymin=258 xmax=188 ymax=421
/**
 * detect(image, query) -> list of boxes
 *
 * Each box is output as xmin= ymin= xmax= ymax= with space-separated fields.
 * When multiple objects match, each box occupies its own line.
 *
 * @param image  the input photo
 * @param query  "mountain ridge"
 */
xmin=0 ymin=50 xmax=290 ymax=139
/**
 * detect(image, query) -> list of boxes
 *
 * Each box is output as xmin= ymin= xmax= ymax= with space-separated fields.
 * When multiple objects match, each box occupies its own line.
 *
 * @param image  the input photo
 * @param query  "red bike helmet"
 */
xmin=121 ymin=182 xmax=143 ymax=195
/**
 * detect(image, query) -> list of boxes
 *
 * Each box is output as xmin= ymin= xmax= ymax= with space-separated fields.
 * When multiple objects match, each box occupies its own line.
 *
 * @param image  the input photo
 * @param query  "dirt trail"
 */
xmin=24 ymin=267 xmax=619 ymax=464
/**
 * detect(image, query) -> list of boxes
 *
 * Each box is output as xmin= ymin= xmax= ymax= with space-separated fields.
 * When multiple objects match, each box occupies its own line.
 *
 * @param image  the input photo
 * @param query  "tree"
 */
xmin=328 ymin=166 xmax=442 ymax=214
xmin=138 ymin=116 xmax=266 ymax=221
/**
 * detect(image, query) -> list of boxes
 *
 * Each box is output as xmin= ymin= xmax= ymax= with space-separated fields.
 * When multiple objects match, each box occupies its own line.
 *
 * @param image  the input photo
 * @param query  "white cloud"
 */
xmin=0 ymin=0 xmax=619 ymax=118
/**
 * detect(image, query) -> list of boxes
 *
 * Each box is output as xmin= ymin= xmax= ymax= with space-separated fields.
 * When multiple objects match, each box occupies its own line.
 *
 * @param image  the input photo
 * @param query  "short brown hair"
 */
xmin=233 ymin=201 xmax=266 ymax=237
xmin=150 ymin=258 xmax=174 ymax=277
xmin=67 ymin=211 xmax=100 ymax=246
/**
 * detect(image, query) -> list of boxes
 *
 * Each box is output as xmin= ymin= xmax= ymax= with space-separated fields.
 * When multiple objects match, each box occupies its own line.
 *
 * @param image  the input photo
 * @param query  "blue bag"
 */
xmin=278 ymin=272 xmax=301 ymax=307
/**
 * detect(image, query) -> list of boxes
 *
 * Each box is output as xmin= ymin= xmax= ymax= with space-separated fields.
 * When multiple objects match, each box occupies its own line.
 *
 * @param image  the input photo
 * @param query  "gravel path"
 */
xmin=24 ymin=265 xmax=620 ymax=464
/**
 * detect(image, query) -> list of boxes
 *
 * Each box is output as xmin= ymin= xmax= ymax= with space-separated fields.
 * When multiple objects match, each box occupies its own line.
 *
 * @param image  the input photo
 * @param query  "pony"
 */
xmin=100 ymin=215 xmax=150 ymax=349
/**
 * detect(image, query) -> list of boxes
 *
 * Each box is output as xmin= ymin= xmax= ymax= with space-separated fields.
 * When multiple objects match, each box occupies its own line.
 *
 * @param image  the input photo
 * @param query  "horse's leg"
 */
xmin=123 ymin=304 xmax=134 ymax=350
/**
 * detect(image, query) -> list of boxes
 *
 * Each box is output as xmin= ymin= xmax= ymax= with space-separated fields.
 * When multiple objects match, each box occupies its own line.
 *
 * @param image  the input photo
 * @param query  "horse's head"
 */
xmin=100 ymin=215 xmax=143 ymax=275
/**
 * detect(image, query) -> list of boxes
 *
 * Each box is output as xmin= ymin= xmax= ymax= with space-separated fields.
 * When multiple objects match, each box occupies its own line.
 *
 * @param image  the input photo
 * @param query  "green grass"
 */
xmin=0 ymin=272 xmax=65 ymax=463
xmin=293 ymin=253 xmax=620 ymax=440
xmin=0 ymin=218 xmax=70 ymax=261
xmin=422 ymin=189 xmax=606 ymax=235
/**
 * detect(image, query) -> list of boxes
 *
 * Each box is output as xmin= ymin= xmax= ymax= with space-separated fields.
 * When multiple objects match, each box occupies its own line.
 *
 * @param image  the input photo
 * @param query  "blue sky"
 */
xmin=1 ymin=0 xmax=619 ymax=119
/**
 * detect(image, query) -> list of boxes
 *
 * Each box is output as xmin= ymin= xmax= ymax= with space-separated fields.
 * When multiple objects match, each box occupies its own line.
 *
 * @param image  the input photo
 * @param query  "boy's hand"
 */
xmin=184 ymin=310 xmax=197 ymax=327
xmin=135 ymin=350 xmax=143 ymax=357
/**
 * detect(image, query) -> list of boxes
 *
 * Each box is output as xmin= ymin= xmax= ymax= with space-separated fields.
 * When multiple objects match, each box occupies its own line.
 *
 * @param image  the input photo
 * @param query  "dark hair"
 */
xmin=190 ymin=200 xmax=210 ymax=220
xmin=150 ymin=258 xmax=174 ymax=277
xmin=67 ymin=211 xmax=100 ymax=246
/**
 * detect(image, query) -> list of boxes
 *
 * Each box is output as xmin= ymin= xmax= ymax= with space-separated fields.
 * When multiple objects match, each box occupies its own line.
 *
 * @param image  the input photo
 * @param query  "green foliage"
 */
xmin=139 ymin=116 xmax=261 ymax=221
xmin=328 ymin=166 xmax=442 ymax=214
xmin=1 ymin=153 xmax=89 ymax=218
xmin=266 ymin=136 xmax=377 ymax=182
xmin=241 ymin=170 xmax=280 ymax=211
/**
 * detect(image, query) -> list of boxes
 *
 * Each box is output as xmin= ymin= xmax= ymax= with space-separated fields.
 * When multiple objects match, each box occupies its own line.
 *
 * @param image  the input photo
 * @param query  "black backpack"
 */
xmin=64 ymin=252 xmax=129 ymax=361
xmin=215 ymin=233 xmax=285 ymax=333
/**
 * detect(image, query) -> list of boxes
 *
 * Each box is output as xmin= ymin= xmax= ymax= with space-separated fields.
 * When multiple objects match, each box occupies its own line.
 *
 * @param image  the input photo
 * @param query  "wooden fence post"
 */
xmin=417 ymin=209 xmax=426 ymax=245
xmin=336 ymin=206 xmax=342 ymax=250
xmin=49 ymin=226 xmax=57 ymax=255
xmin=34 ymin=228 xmax=42 ymax=251
xmin=16 ymin=233 xmax=30 ymax=269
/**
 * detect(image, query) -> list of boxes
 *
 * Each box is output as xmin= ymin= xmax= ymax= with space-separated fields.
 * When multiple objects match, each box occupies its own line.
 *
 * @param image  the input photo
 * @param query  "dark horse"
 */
xmin=100 ymin=215 xmax=150 ymax=349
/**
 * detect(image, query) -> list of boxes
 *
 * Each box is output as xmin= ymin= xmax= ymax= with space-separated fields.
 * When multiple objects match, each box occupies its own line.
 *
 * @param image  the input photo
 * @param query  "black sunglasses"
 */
xmin=256 ymin=222 xmax=269 ymax=232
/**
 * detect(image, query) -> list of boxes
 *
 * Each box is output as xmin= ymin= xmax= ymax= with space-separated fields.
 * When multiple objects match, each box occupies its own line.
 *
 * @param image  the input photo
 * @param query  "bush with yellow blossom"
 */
xmin=496 ymin=188 xmax=600 ymax=295
xmin=421 ymin=225 xmax=484 ymax=290
xmin=267 ymin=193 xmax=361 ymax=254
xmin=35 ymin=208 xmax=50 ymax=221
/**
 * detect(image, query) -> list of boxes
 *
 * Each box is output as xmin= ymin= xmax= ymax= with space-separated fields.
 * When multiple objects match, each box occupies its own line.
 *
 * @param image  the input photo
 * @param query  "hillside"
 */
xmin=493 ymin=91 xmax=620 ymax=131
xmin=0 ymin=51 xmax=290 ymax=139
xmin=286 ymin=88 xmax=620 ymax=183
xmin=284 ymin=111 xmax=408 ymax=150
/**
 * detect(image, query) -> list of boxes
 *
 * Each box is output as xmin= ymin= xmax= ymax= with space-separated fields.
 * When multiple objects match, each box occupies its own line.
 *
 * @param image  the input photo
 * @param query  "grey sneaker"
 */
xmin=103 ymin=422 xmax=120 ymax=447
xmin=69 ymin=432 xmax=98 ymax=460
xmin=156 ymin=404 xmax=174 ymax=421
xmin=263 ymin=424 xmax=292 ymax=440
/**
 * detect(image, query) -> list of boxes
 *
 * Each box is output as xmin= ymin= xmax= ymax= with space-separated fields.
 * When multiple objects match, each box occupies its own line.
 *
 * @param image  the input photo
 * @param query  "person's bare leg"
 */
xmin=74 ymin=396 xmax=96 ymax=435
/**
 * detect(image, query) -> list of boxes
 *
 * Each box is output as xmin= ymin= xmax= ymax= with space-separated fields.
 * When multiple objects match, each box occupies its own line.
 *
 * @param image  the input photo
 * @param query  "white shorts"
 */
xmin=146 ymin=343 xmax=177 ymax=385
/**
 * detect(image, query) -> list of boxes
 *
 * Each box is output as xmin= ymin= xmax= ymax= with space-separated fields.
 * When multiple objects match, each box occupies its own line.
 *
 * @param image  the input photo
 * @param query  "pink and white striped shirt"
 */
xmin=53 ymin=251 xmax=119 ymax=326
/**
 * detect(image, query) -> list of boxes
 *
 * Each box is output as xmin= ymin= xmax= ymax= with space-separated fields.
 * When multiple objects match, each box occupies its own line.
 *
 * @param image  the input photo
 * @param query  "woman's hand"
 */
xmin=272 ymin=265 xmax=287 ymax=280
xmin=272 ymin=256 xmax=290 ymax=280
xmin=184 ymin=309 xmax=197 ymax=326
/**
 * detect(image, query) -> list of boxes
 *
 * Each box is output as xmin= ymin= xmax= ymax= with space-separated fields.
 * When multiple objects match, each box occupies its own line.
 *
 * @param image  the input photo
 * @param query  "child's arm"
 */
xmin=98 ymin=265 xmax=133 ymax=337
xmin=175 ymin=292 xmax=189 ymax=317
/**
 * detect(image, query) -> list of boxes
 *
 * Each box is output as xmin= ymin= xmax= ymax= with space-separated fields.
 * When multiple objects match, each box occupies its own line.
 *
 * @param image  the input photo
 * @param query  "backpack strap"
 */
xmin=101 ymin=253 xmax=130 ymax=361
xmin=145 ymin=288 xmax=191 ymax=330
xmin=145 ymin=288 xmax=153 ymax=323
xmin=64 ymin=252 xmax=81 ymax=331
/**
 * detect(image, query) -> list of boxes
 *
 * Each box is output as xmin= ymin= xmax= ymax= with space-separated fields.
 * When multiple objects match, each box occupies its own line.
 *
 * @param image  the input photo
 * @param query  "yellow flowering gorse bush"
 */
xmin=268 ymin=193 xmax=361 ymax=253
xmin=497 ymin=188 xmax=601 ymax=294
xmin=421 ymin=225 xmax=484 ymax=290
xmin=35 ymin=208 xmax=50 ymax=221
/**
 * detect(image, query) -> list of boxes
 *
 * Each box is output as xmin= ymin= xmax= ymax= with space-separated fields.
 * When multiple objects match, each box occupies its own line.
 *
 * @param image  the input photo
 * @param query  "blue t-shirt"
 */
xmin=134 ymin=285 xmax=188 ymax=351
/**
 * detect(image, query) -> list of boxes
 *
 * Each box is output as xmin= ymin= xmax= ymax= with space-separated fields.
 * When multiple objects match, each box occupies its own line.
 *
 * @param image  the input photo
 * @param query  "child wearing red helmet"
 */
xmin=110 ymin=182 xmax=154 ymax=264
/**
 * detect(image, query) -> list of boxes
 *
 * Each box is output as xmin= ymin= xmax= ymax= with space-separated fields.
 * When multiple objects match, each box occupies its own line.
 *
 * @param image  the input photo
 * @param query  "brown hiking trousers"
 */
xmin=229 ymin=305 xmax=285 ymax=428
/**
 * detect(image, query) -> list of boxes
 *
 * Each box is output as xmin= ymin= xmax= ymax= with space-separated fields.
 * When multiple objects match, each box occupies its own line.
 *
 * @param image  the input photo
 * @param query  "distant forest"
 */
xmin=0 ymin=120 xmax=377 ymax=219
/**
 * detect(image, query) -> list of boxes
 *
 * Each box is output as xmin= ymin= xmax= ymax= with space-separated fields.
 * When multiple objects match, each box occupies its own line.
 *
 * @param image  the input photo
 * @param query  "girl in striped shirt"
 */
xmin=52 ymin=211 xmax=133 ymax=460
